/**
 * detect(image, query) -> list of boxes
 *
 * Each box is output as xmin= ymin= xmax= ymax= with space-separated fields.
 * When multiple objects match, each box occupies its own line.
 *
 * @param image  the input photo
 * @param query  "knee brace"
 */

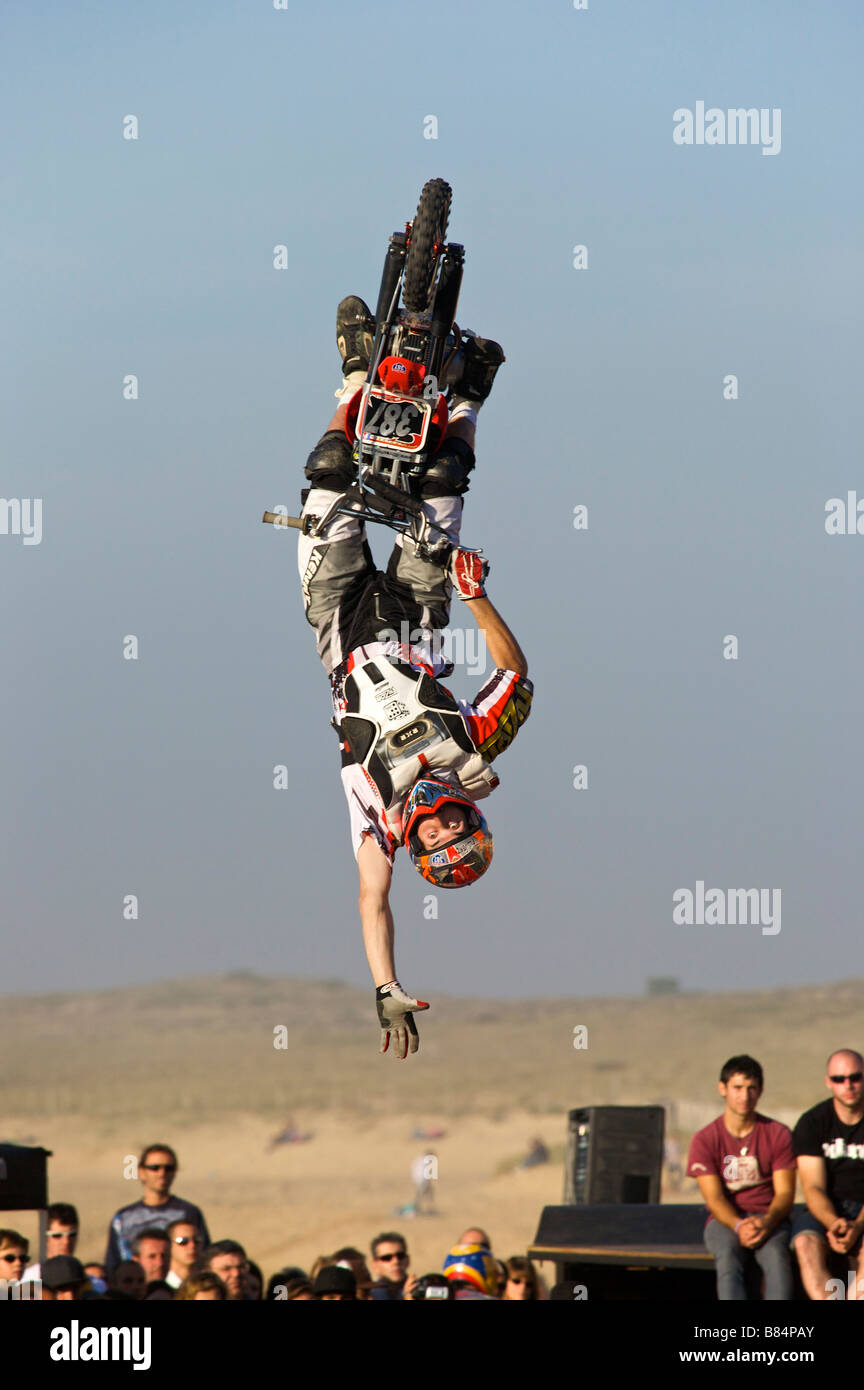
xmin=303 ymin=430 xmax=356 ymax=490
xmin=416 ymin=437 xmax=475 ymax=499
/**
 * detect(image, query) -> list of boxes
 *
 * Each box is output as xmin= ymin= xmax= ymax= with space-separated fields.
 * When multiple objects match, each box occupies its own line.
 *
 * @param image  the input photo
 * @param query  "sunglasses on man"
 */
xmin=829 ymin=1072 xmax=864 ymax=1084
xmin=377 ymin=1251 xmax=408 ymax=1262
xmin=141 ymin=1163 xmax=176 ymax=1172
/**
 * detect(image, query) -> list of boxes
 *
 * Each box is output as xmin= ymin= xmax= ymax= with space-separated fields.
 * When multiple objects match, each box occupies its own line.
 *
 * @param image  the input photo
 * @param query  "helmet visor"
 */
xmin=406 ymin=801 xmax=476 ymax=855
xmin=404 ymin=780 xmax=480 ymax=851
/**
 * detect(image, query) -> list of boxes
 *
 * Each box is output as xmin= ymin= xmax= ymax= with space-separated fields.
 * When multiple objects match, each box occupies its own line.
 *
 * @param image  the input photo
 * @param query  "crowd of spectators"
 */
xmin=0 ymin=1145 xmax=551 ymax=1301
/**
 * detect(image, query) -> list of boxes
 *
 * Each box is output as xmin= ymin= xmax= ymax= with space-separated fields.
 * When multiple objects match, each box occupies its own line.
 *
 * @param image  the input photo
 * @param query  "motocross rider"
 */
xmin=297 ymin=297 xmax=533 ymax=1060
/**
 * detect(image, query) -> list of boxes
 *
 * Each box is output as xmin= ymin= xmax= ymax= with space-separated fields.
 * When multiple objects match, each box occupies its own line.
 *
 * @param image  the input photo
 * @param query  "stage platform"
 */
xmin=528 ymin=1203 xmax=821 ymax=1300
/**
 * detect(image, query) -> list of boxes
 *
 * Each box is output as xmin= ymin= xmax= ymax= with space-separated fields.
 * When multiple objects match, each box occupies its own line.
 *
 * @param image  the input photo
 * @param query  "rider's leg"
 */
xmin=322 ymin=400 xmax=351 ymax=435
xmin=408 ymin=329 xmax=505 ymax=498
xmin=383 ymin=434 xmax=476 ymax=631
xmin=298 ymin=424 xmax=375 ymax=673
xmin=310 ymin=302 xmax=501 ymax=643
xmin=380 ymin=340 xmax=506 ymax=628
xmin=441 ymin=414 xmax=475 ymax=452
xmin=313 ymin=394 xmax=474 ymax=634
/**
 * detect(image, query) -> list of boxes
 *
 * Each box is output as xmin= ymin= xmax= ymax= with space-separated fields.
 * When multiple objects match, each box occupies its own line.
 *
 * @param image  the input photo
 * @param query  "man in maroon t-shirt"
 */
xmin=687 ymin=1053 xmax=796 ymax=1300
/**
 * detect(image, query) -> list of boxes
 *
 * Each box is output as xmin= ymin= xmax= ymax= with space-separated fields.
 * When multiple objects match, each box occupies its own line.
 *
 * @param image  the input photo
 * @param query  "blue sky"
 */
xmin=2 ymin=0 xmax=862 ymax=998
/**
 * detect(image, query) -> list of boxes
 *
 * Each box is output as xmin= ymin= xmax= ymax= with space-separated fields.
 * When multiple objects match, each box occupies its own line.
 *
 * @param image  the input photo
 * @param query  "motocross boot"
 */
xmin=336 ymin=296 xmax=375 ymax=376
xmin=447 ymin=332 xmax=505 ymax=403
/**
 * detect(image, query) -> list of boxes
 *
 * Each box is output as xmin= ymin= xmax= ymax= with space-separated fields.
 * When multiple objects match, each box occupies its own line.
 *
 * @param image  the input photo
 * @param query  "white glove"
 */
xmin=376 ymin=981 xmax=429 ymax=1059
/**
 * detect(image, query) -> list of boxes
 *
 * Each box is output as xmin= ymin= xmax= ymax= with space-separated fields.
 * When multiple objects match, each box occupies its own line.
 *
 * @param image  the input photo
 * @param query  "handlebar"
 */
xmin=360 ymin=473 xmax=424 ymax=515
xmin=262 ymin=510 xmax=305 ymax=529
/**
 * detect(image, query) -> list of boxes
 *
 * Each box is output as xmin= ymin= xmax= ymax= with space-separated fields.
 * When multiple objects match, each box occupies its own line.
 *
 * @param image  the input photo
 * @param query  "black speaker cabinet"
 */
xmin=0 ymin=1145 xmax=52 ymax=1210
xmin=564 ymin=1106 xmax=664 ymax=1204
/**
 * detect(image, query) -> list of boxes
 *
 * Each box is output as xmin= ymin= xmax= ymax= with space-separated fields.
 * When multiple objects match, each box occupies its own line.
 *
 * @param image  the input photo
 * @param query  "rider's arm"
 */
xmin=357 ymin=834 xmax=397 ymax=987
xmin=463 ymin=594 xmax=528 ymax=676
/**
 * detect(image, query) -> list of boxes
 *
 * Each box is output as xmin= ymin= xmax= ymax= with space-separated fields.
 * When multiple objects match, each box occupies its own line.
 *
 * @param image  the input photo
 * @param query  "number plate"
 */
xmin=356 ymin=389 xmax=431 ymax=453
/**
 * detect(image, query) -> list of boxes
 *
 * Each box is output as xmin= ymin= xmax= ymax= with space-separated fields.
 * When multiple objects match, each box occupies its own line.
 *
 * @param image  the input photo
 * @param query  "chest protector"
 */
xmin=338 ymin=656 xmax=499 ymax=827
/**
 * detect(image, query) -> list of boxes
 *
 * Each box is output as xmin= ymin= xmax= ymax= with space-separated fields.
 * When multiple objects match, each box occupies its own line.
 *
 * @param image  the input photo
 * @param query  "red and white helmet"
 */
xmin=403 ymin=778 xmax=493 ymax=890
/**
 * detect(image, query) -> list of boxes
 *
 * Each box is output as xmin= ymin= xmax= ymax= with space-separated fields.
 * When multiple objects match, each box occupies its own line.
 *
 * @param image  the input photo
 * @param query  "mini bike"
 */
xmin=263 ymin=179 xmax=481 ymax=564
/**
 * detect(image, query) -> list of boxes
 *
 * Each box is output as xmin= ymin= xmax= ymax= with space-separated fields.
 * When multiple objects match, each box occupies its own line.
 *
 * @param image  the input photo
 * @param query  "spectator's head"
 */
xmin=370 ymin=1232 xmax=409 ymax=1286
xmin=442 ymin=1243 xmax=499 ymax=1297
xmin=331 ymin=1246 xmax=372 ymax=1299
xmin=718 ymin=1055 xmax=763 ymax=1117
xmin=458 ymin=1226 xmax=492 ymax=1250
xmin=825 ymin=1050 xmax=864 ymax=1109
xmin=143 ymin=1279 xmax=175 ymax=1301
xmin=45 ymin=1203 xmax=79 ymax=1259
xmin=137 ymin=1144 xmax=178 ymax=1200
xmin=132 ymin=1227 xmax=170 ymax=1283
xmin=175 ymin=1271 xmax=227 ymax=1301
xmin=0 ymin=1230 xmax=29 ymax=1284
xmin=201 ymin=1241 xmax=248 ymax=1301
xmin=502 ymin=1256 xmax=541 ymax=1301
xmin=265 ymin=1267 xmax=308 ymax=1300
xmin=112 ymin=1259 xmax=146 ymax=1300
xmin=166 ymin=1220 xmax=203 ymax=1278
xmin=281 ymin=1278 xmax=313 ymax=1301
xmin=42 ymin=1256 xmax=88 ymax=1301
xmin=312 ymin=1265 xmax=357 ymax=1301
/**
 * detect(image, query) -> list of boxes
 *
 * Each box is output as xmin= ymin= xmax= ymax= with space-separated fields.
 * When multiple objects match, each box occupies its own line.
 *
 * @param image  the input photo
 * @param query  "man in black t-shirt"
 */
xmin=793 ymin=1048 xmax=864 ymax=1299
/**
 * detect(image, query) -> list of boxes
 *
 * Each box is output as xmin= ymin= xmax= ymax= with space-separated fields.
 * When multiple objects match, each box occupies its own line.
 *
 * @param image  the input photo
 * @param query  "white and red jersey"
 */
xmin=331 ymin=637 xmax=533 ymax=863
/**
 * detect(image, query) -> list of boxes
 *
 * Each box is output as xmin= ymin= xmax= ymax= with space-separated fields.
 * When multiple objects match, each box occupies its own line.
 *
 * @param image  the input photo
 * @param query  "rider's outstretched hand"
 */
xmin=376 ymin=981 xmax=429 ymax=1059
xmin=448 ymin=547 xmax=489 ymax=602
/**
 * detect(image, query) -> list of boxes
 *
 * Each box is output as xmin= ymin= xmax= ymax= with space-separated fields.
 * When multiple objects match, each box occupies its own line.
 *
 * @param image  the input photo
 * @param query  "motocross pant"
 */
xmin=297 ymin=428 xmax=475 ymax=675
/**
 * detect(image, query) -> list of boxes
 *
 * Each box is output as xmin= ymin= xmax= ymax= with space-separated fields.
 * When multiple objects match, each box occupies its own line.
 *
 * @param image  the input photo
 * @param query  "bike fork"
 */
xmin=356 ymin=232 xmax=408 ymax=487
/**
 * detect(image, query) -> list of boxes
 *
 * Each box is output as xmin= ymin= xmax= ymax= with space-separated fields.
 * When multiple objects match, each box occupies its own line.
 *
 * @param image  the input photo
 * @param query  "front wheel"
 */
xmin=403 ymin=179 xmax=451 ymax=312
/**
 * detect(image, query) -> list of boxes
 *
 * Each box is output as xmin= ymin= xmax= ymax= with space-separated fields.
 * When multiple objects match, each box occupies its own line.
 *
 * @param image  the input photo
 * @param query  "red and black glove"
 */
xmin=448 ymin=547 xmax=489 ymax=601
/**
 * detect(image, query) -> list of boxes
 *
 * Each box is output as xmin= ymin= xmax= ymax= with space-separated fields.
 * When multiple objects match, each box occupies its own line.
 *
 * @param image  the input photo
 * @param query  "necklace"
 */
xmin=726 ymin=1118 xmax=754 ymax=1155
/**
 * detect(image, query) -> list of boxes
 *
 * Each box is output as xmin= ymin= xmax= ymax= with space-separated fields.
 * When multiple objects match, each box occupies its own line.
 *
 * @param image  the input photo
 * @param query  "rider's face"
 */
xmin=415 ymin=806 xmax=468 ymax=851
